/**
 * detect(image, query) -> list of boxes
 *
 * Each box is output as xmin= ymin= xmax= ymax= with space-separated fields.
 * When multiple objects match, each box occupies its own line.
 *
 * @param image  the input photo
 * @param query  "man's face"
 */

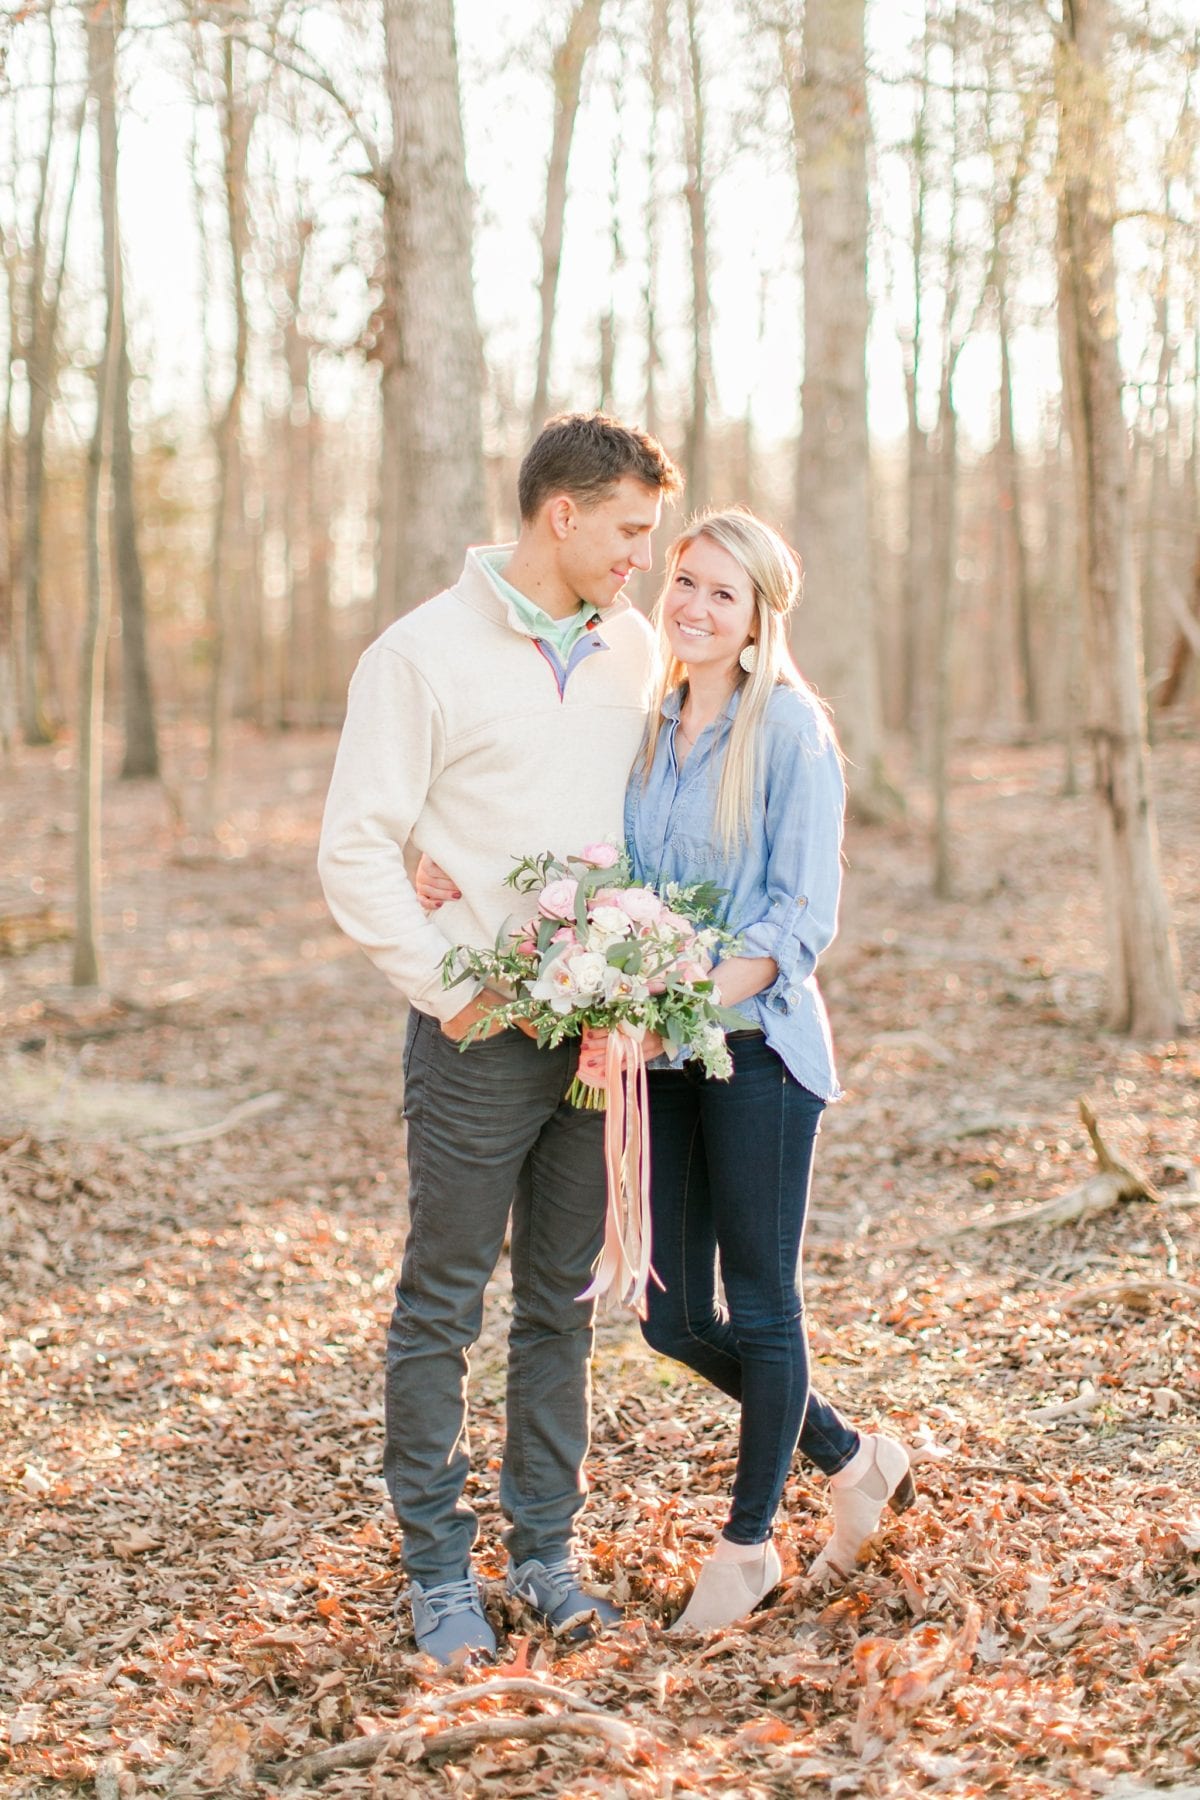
xmin=557 ymin=477 xmax=663 ymax=610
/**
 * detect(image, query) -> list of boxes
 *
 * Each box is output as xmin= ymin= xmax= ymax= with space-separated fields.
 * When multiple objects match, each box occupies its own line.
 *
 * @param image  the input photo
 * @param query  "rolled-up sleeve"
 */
xmin=736 ymin=723 xmax=845 ymax=1014
xmin=317 ymin=644 xmax=475 ymax=1023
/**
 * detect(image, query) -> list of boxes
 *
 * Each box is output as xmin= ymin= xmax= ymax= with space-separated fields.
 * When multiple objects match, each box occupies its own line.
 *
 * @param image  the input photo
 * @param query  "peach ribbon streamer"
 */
xmin=576 ymin=1027 xmax=656 ymax=1317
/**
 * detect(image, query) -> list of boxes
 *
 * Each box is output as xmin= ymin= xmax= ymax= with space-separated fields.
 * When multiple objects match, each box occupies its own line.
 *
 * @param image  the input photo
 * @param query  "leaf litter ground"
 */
xmin=1 ymin=729 xmax=1198 ymax=1800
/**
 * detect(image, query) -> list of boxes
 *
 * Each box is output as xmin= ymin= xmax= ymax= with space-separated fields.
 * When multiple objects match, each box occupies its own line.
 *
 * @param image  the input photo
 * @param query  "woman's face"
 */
xmin=662 ymin=534 xmax=757 ymax=683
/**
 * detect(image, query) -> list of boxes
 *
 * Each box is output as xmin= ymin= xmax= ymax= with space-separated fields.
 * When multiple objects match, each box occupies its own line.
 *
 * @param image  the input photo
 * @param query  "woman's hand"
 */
xmin=414 ymin=854 xmax=460 ymax=913
xmin=581 ymin=1023 xmax=665 ymax=1066
xmin=709 ymin=955 xmax=778 ymax=1008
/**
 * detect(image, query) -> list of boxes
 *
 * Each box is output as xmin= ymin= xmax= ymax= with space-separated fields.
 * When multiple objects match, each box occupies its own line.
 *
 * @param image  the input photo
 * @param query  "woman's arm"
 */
xmin=710 ymin=954 xmax=778 ymax=1007
xmin=733 ymin=708 xmax=845 ymax=1013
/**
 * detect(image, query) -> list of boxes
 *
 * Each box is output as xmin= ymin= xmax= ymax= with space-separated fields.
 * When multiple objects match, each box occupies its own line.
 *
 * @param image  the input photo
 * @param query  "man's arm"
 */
xmin=317 ymin=643 xmax=483 ymax=1029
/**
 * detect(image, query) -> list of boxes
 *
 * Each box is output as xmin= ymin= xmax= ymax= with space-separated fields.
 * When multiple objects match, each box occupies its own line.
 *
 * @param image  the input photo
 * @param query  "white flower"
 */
xmin=586 ymin=905 xmax=634 ymax=948
xmin=602 ymin=965 xmax=650 ymax=1003
xmin=570 ymin=951 xmax=609 ymax=997
xmin=529 ymin=964 xmax=579 ymax=1014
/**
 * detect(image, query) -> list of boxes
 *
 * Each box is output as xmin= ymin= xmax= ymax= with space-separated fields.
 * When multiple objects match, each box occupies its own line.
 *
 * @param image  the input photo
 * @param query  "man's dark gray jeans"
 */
xmin=385 ymin=1008 xmax=606 ymax=1587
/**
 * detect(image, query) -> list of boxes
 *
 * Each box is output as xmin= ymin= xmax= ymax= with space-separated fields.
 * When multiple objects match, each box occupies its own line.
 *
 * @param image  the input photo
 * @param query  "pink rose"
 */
xmin=551 ymin=926 xmax=576 ymax=944
xmin=538 ymin=878 xmax=579 ymax=920
xmin=579 ymin=842 xmax=620 ymax=869
xmin=615 ymin=888 xmax=664 ymax=926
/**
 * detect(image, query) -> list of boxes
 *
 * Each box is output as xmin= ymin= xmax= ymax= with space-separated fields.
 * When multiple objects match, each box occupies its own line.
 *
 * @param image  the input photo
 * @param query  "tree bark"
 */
xmin=997 ymin=276 xmax=1037 ymax=729
xmin=75 ymin=0 xmax=121 ymax=988
xmin=1055 ymin=0 xmax=1183 ymax=1036
xmin=789 ymin=0 xmax=894 ymax=819
xmin=642 ymin=0 xmax=669 ymax=439
xmin=930 ymin=369 xmax=958 ymax=898
xmin=380 ymin=0 xmax=485 ymax=618
xmin=106 ymin=2 xmax=158 ymax=780
xmin=20 ymin=11 xmax=83 ymax=745
xmin=1153 ymin=541 xmax=1199 ymax=709
xmin=680 ymin=0 xmax=712 ymax=509
xmin=530 ymin=0 xmax=607 ymax=432
xmin=204 ymin=32 xmax=250 ymax=816
xmin=0 ymin=253 xmax=15 ymax=759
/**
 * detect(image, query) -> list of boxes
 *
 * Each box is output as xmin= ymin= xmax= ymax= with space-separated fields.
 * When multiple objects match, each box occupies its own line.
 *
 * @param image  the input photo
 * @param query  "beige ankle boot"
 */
xmin=668 ymin=1538 xmax=783 ymax=1634
xmin=808 ymin=1433 xmax=915 ymax=1583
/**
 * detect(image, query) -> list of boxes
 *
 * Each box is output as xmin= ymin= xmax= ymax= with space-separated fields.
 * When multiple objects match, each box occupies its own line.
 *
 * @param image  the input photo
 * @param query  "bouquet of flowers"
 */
xmin=441 ymin=843 xmax=744 ymax=1314
xmin=441 ymin=841 xmax=743 ymax=1105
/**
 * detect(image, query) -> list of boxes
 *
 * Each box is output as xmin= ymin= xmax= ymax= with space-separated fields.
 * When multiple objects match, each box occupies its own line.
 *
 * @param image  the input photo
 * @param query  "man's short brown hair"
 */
xmin=518 ymin=411 xmax=684 ymax=522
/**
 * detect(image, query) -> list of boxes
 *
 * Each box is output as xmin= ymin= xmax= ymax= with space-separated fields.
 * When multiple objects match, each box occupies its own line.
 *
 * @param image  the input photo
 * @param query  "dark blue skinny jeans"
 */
xmin=641 ymin=1033 xmax=860 ymax=1544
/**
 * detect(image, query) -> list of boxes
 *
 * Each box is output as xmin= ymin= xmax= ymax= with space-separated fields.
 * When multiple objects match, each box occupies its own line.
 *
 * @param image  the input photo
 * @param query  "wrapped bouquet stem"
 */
xmin=577 ymin=1022 xmax=652 ymax=1313
xmin=442 ymin=843 xmax=744 ymax=1313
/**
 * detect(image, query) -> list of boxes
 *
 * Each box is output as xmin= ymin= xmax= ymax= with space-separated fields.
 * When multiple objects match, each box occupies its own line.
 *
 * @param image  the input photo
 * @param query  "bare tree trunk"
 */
xmin=642 ymin=0 xmax=668 ymax=439
xmin=598 ymin=59 xmax=625 ymax=415
xmin=205 ymin=33 xmax=250 ymax=816
xmin=1153 ymin=541 xmax=1199 ymax=708
xmin=1139 ymin=286 xmax=1173 ymax=728
xmin=375 ymin=356 xmax=403 ymax=630
xmin=898 ymin=11 xmax=932 ymax=749
xmin=530 ymin=0 xmax=607 ymax=432
xmin=113 ymin=341 xmax=159 ymax=776
xmin=0 ymin=256 xmax=15 ymax=759
xmin=282 ymin=223 xmax=313 ymax=721
xmin=997 ymin=278 xmax=1037 ymax=729
xmin=75 ymin=0 xmax=121 ymax=988
xmin=680 ymin=0 xmax=712 ymax=508
xmin=789 ymin=0 xmax=894 ymax=820
xmin=380 ymin=0 xmax=485 ymax=616
xmin=106 ymin=3 xmax=158 ymax=780
xmin=20 ymin=11 xmax=83 ymax=745
xmin=930 ymin=372 xmax=958 ymax=897
xmin=1056 ymin=0 xmax=1183 ymax=1036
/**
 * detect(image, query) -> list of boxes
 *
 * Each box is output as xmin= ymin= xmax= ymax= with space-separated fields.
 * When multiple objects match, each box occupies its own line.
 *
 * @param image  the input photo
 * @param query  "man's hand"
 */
xmin=440 ymin=989 xmax=507 ymax=1042
xmin=440 ymin=989 xmax=540 ymax=1043
xmin=415 ymin=854 xmax=460 ymax=913
xmin=422 ymin=855 xmax=536 ymax=1039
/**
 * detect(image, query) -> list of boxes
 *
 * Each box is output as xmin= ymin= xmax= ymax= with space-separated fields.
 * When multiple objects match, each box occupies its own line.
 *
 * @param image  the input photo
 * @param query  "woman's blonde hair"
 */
xmin=641 ymin=506 xmax=815 ymax=853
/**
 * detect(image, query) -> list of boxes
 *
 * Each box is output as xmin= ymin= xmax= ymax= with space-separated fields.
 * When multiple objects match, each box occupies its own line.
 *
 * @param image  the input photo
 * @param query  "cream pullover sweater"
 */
xmin=317 ymin=545 xmax=655 ymax=1023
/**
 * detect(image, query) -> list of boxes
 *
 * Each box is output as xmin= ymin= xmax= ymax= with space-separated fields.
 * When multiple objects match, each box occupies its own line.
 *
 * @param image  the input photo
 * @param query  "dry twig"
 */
xmin=277 ymin=1712 xmax=644 ymax=1784
xmin=920 ymin=1099 xmax=1162 ymax=1244
xmin=139 ymin=1090 xmax=285 ymax=1149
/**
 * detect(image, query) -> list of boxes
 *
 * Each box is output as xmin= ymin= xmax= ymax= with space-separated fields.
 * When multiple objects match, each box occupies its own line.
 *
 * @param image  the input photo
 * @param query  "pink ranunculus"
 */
xmin=517 ymin=939 xmax=538 ymax=956
xmin=537 ymin=878 xmax=580 ymax=920
xmin=614 ymin=887 xmax=664 ymax=926
xmin=661 ymin=910 xmax=695 ymax=939
xmin=579 ymin=841 xmax=620 ymax=869
xmin=590 ymin=888 xmax=622 ymax=908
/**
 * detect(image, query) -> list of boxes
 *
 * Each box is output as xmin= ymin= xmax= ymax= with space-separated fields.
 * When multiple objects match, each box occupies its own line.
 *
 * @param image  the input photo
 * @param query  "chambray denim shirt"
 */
xmin=624 ymin=681 xmax=845 ymax=1102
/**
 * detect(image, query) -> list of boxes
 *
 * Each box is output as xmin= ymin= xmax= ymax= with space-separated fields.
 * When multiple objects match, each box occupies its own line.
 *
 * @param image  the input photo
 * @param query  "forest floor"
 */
xmin=1 ymin=725 xmax=1198 ymax=1800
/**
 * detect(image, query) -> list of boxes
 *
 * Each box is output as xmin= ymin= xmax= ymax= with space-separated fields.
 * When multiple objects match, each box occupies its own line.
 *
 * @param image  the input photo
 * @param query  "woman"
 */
xmin=614 ymin=507 xmax=913 ymax=1632
xmin=415 ymin=507 xmax=915 ymax=1633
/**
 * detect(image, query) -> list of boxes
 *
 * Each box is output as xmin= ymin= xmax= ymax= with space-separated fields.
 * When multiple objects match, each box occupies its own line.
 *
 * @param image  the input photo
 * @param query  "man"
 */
xmin=318 ymin=413 xmax=683 ymax=1663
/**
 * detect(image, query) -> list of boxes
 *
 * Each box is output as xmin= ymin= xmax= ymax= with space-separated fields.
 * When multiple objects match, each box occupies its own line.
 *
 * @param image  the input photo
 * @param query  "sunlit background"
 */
xmin=2 ymin=0 xmax=1197 ymax=745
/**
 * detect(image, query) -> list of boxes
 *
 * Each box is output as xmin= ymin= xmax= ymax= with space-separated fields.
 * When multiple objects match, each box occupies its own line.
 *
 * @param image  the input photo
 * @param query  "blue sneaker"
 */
xmin=409 ymin=1573 xmax=497 ymax=1665
xmin=505 ymin=1554 xmax=622 ymax=1641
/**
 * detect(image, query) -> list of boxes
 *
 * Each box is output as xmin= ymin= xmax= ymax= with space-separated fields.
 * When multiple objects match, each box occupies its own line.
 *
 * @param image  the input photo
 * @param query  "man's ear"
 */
xmin=546 ymin=494 xmax=576 ymax=541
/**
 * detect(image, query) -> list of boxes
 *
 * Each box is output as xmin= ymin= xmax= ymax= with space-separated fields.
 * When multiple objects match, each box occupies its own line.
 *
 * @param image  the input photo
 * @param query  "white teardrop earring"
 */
xmin=738 ymin=642 xmax=758 ymax=674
